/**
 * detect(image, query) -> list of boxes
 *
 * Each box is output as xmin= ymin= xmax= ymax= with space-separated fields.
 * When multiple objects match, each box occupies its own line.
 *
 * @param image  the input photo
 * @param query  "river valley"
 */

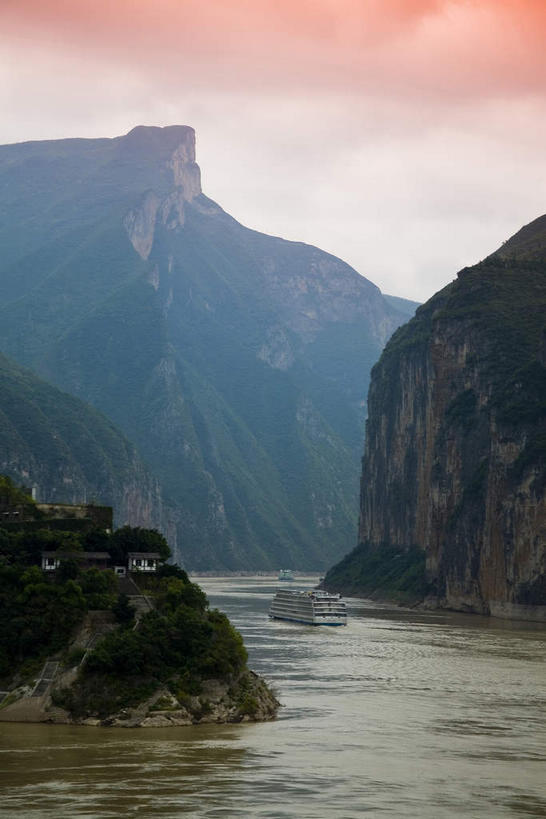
xmin=1 ymin=576 xmax=545 ymax=818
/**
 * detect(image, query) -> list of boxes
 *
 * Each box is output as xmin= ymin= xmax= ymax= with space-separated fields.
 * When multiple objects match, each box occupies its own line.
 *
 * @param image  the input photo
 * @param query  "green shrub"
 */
xmin=78 ymin=568 xmax=117 ymax=610
xmin=112 ymin=593 xmax=135 ymax=625
xmin=0 ymin=563 xmax=87 ymax=678
xmin=238 ymin=694 xmax=259 ymax=717
xmin=65 ymin=572 xmax=248 ymax=716
xmin=325 ymin=541 xmax=430 ymax=603
xmin=108 ymin=526 xmax=171 ymax=564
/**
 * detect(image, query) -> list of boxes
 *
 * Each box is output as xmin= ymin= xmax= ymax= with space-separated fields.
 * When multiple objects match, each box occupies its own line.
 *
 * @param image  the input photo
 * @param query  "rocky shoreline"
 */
xmin=0 ymin=669 xmax=279 ymax=727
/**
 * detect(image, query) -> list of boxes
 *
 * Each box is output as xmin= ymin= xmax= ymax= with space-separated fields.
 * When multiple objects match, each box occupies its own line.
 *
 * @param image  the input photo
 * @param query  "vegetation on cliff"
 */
xmin=54 ymin=573 xmax=249 ymax=720
xmin=0 ymin=517 xmax=168 ymax=680
xmin=0 ymin=475 xmax=41 ymax=518
xmin=0 ymin=505 xmax=277 ymax=723
xmin=324 ymin=542 xmax=429 ymax=604
xmin=326 ymin=215 xmax=546 ymax=617
xmin=0 ymin=125 xmax=408 ymax=571
xmin=377 ymin=216 xmax=546 ymax=437
xmin=0 ymin=351 xmax=166 ymax=527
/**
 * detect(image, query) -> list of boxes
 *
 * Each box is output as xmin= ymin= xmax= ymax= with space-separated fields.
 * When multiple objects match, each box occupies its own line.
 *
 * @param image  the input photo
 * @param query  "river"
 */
xmin=1 ymin=576 xmax=545 ymax=818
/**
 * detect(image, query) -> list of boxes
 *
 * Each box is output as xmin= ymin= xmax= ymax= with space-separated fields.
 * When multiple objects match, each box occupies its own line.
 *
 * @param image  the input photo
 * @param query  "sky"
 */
xmin=1 ymin=0 xmax=545 ymax=301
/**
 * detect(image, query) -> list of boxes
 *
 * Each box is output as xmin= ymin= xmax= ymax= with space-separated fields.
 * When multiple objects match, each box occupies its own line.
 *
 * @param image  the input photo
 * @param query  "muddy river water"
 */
xmin=1 ymin=576 xmax=545 ymax=818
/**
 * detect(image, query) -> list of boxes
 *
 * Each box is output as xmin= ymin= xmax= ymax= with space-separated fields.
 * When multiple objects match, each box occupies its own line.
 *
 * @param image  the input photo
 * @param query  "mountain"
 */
xmin=382 ymin=294 xmax=420 ymax=318
xmin=0 ymin=350 xmax=170 ymax=532
xmin=324 ymin=215 xmax=546 ymax=620
xmin=0 ymin=125 xmax=406 ymax=570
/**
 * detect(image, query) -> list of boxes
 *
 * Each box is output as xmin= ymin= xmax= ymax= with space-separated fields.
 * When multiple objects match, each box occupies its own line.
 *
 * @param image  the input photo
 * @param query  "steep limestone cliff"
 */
xmin=0 ymin=125 xmax=407 ymax=570
xmin=123 ymin=126 xmax=202 ymax=260
xmin=326 ymin=216 xmax=546 ymax=620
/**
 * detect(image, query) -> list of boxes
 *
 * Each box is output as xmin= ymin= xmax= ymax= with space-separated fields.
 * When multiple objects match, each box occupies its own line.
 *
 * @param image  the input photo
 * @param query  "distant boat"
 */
xmin=269 ymin=588 xmax=347 ymax=626
xmin=278 ymin=569 xmax=294 ymax=581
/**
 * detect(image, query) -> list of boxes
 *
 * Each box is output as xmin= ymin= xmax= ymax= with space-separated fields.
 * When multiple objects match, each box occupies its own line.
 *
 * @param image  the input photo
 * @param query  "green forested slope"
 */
xmin=325 ymin=215 xmax=546 ymax=614
xmin=0 ymin=523 xmax=276 ymax=724
xmin=0 ymin=351 xmax=164 ymax=526
xmin=0 ymin=126 xmax=406 ymax=570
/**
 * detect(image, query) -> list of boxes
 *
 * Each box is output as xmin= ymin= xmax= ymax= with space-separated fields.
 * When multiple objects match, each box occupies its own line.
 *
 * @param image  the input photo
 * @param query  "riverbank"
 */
xmin=4 ymin=577 xmax=543 ymax=818
xmin=0 ymin=668 xmax=279 ymax=727
xmin=0 ymin=563 xmax=280 ymax=727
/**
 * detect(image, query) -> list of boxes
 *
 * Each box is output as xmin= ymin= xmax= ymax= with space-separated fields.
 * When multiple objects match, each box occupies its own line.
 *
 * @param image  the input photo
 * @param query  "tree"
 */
xmin=112 ymin=593 xmax=136 ymax=626
xmin=109 ymin=526 xmax=171 ymax=563
xmin=83 ymin=528 xmax=111 ymax=552
xmin=157 ymin=563 xmax=189 ymax=582
xmin=78 ymin=568 xmax=117 ymax=609
xmin=56 ymin=558 xmax=80 ymax=582
xmin=155 ymin=578 xmax=208 ymax=614
xmin=12 ymin=529 xmax=83 ymax=567
xmin=0 ymin=475 xmax=38 ymax=516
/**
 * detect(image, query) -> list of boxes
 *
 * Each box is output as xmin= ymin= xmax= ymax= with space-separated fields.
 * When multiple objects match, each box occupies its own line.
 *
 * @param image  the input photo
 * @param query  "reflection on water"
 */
xmin=1 ymin=577 xmax=545 ymax=818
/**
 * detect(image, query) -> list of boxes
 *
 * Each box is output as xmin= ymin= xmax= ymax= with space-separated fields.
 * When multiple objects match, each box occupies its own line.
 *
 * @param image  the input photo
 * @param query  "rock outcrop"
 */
xmin=0 ymin=570 xmax=279 ymax=727
xmin=123 ymin=127 xmax=202 ymax=259
xmin=0 ymin=669 xmax=278 ymax=727
xmin=326 ymin=215 xmax=546 ymax=621
xmin=0 ymin=125 xmax=409 ymax=570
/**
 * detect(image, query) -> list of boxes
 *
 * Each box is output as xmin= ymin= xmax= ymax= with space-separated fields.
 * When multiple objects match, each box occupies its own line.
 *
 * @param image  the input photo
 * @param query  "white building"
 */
xmin=127 ymin=552 xmax=162 ymax=573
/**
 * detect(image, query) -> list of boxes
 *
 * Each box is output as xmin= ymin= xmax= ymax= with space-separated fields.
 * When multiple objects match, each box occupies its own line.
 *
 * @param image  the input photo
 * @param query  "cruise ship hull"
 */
xmin=269 ymin=589 xmax=347 ymax=626
xmin=269 ymin=613 xmax=346 ymax=626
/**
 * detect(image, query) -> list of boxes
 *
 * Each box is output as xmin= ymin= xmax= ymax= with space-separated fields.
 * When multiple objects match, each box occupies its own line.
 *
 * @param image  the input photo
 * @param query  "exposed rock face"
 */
xmin=124 ymin=191 xmax=161 ymax=260
xmin=253 ymin=252 xmax=395 ymax=346
xmin=329 ymin=216 xmax=546 ymax=620
xmin=169 ymin=141 xmax=202 ymax=199
xmin=123 ymin=128 xmax=202 ymax=259
xmin=257 ymin=326 xmax=295 ymax=371
xmin=0 ymin=125 xmax=407 ymax=571
xmin=0 ymin=669 xmax=279 ymax=727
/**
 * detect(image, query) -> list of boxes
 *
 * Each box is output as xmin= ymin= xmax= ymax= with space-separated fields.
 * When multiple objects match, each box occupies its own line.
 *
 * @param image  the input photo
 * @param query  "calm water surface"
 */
xmin=1 ymin=576 xmax=545 ymax=818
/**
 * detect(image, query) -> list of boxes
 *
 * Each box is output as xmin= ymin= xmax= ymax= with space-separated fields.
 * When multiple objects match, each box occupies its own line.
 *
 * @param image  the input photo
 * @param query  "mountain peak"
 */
xmin=492 ymin=213 xmax=546 ymax=262
xmin=120 ymin=126 xmax=202 ymax=258
xmin=120 ymin=125 xmax=196 ymax=159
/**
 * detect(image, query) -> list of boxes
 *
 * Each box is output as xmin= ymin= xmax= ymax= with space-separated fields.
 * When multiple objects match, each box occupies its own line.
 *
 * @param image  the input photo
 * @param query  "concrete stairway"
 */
xmin=31 ymin=661 xmax=59 ymax=697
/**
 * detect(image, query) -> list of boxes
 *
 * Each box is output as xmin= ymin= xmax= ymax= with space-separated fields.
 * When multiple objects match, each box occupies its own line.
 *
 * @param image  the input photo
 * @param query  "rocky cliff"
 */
xmin=0 ymin=125 xmax=407 ymax=570
xmin=325 ymin=216 xmax=546 ymax=620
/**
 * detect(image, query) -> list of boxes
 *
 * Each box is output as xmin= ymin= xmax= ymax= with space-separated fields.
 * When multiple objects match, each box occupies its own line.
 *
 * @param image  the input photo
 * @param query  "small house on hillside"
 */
xmin=41 ymin=550 xmax=164 ymax=574
xmin=127 ymin=552 xmax=162 ymax=573
xmin=41 ymin=551 xmax=111 ymax=572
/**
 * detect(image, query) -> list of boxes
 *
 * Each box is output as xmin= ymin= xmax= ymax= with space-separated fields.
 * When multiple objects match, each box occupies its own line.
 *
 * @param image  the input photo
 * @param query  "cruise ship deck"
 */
xmin=269 ymin=588 xmax=347 ymax=626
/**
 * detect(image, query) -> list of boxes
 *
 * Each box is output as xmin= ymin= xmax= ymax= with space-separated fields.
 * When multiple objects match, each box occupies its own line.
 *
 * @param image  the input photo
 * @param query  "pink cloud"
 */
xmin=1 ymin=0 xmax=544 ymax=302
xmin=2 ymin=0 xmax=545 ymax=98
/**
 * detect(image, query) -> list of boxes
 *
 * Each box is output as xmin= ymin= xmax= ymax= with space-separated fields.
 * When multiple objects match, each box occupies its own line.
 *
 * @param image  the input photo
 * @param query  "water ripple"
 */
xmin=1 ymin=576 xmax=545 ymax=818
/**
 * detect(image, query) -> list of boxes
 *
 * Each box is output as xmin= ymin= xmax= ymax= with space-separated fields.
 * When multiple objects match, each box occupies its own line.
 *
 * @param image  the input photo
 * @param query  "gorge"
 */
xmin=0 ymin=125 xmax=413 ymax=571
xmin=325 ymin=215 xmax=546 ymax=620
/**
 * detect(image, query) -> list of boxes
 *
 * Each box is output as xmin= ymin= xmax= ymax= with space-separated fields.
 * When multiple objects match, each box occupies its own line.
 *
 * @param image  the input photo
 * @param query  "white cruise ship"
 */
xmin=269 ymin=588 xmax=347 ymax=626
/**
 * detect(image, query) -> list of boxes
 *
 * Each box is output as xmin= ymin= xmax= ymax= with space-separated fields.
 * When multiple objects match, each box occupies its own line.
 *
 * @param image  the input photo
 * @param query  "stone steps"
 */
xmin=31 ymin=661 xmax=59 ymax=697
